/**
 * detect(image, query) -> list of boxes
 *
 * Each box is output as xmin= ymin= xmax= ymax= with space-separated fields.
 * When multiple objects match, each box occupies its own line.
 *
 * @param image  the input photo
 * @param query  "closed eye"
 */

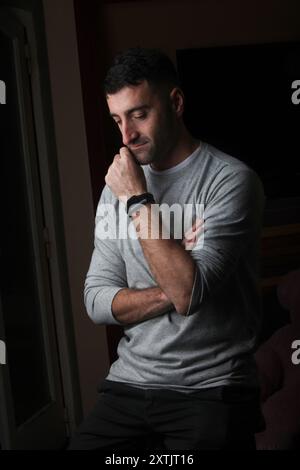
xmin=112 ymin=114 xmax=146 ymax=125
xmin=133 ymin=113 xmax=147 ymax=120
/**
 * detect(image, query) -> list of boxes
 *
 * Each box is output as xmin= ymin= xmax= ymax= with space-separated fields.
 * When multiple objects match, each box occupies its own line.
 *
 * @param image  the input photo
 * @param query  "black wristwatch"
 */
xmin=126 ymin=192 xmax=155 ymax=217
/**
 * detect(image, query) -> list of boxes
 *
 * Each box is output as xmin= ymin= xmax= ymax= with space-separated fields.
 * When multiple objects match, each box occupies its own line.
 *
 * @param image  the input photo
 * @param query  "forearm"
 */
xmin=111 ymin=286 xmax=174 ymax=325
xmin=132 ymin=204 xmax=196 ymax=315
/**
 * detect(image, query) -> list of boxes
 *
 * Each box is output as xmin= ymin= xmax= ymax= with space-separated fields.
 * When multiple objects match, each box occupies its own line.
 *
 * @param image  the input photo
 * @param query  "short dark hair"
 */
xmin=104 ymin=47 xmax=179 ymax=95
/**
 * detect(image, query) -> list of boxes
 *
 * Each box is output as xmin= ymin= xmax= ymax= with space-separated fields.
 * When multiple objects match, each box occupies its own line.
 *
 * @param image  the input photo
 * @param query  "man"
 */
xmin=69 ymin=48 xmax=265 ymax=450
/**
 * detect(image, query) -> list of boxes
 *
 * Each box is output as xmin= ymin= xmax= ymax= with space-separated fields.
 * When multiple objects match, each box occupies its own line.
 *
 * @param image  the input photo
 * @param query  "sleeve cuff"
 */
xmin=186 ymin=267 xmax=203 ymax=316
xmin=93 ymin=286 xmax=126 ymax=325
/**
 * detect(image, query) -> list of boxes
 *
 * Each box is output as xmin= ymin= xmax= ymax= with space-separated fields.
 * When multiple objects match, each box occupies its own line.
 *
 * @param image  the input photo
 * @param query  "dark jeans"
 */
xmin=68 ymin=380 xmax=264 ymax=451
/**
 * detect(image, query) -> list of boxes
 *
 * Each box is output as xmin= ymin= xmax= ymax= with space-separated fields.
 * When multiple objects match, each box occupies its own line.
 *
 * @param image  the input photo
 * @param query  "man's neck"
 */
xmin=150 ymin=129 xmax=200 ymax=171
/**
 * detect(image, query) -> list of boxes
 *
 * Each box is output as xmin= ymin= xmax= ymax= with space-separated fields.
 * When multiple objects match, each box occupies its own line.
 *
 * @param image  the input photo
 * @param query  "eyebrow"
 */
xmin=110 ymin=105 xmax=150 ymax=119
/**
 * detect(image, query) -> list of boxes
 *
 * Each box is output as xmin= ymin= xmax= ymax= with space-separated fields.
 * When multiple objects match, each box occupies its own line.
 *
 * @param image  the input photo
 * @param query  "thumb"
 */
xmin=120 ymin=146 xmax=133 ymax=159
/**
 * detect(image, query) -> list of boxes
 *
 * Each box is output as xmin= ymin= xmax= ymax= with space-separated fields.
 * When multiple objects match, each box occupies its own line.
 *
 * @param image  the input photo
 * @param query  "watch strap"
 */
xmin=126 ymin=192 xmax=155 ymax=216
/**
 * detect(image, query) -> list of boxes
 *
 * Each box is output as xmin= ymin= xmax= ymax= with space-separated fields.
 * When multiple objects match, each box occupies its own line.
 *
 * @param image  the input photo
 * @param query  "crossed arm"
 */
xmin=111 ymin=213 xmax=202 ymax=324
xmin=84 ymin=201 xmax=202 ymax=326
xmin=111 ymin=286 xmax=173 ymax=324
xmin=85 ymin=168 xmax=264 ymax=327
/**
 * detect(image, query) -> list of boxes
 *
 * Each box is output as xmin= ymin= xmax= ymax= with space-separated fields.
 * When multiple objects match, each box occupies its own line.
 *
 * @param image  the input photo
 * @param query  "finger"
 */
xmin=185 ymin=230 xmax=200 ymax=241
xmin=190 ymin=224 xmax=204 ymax=240
xmin=185 ymin=241 xmax=196 ymax=251
xmin=185 ymin=218 xmax=203 ymax=236
xmin=193 ymin=217 xmax=204 ymax=229
xmin=182 ymin=232 xmax=197 ymax=244
xmin=119 ymin=146 xmax=132 ymax=158
xmin=185 ymin=224 xmax=202 ymax=239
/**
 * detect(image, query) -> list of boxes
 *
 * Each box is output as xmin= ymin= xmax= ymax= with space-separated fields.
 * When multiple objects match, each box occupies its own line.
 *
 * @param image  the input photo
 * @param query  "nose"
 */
xmin=121 ymin=121 xmax=139 ymax=146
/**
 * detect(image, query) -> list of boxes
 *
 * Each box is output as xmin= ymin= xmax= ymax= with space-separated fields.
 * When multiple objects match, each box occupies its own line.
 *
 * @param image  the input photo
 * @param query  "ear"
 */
xmin=169 ymin=87 xmax=185 ymax=117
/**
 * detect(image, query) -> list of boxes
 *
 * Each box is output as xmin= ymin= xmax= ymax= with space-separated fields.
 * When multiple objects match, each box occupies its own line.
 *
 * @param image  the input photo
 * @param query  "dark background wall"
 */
xmin=96 ymin=0 xmax=300 ymax=179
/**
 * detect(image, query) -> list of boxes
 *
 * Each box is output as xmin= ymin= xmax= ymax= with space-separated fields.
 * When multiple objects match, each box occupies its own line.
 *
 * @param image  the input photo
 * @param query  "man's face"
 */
xmin=107 ymin=81 xmax=177 ymax=166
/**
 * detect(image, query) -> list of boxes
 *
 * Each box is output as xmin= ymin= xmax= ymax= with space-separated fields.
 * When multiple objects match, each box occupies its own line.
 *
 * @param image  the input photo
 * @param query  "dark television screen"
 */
xmin=176 ymin=42 xmax=300 ymax=200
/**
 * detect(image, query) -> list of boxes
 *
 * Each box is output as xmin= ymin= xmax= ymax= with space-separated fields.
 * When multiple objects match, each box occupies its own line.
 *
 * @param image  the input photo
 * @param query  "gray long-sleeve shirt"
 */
xmin=84 ymin=142 xmax=265 ymax=391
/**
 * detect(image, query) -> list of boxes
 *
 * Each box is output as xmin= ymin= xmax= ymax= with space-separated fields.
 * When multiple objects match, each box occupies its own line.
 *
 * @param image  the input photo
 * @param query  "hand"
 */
xmin=105 ymin=147 xmax=147 ymax=203
xmin=181 ymin=218 xmax=204 ymax=251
